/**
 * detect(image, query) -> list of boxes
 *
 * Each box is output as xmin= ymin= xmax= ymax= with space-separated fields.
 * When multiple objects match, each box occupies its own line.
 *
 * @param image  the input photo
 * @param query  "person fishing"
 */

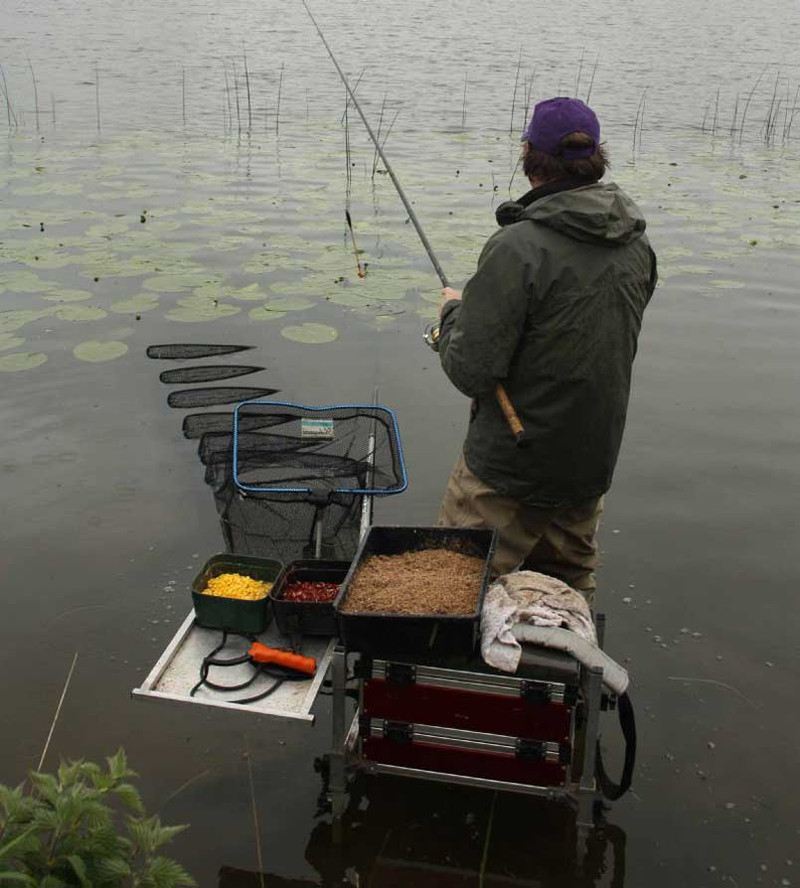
xmin=437 ymin=97 xmax=658 ymax=605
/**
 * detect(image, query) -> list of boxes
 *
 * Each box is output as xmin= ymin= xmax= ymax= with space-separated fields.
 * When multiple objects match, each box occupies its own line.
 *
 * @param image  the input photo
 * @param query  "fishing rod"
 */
xmin=300 ymin=0 xmax=528 ymax=449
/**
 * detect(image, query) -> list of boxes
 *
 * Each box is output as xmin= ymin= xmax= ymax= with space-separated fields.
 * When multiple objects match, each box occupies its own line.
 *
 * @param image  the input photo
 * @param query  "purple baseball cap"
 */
xmin=523 ymin=97 xmax=600 ymax=159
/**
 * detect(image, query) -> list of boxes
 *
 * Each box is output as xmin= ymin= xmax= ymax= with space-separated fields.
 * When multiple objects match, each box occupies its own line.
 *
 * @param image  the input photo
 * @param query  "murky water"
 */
xmin=2 ymin=0 xmax=800 ymax=884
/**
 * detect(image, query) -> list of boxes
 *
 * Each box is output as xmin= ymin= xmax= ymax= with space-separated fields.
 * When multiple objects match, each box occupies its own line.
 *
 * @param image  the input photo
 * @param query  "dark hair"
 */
xmin=522 ymin=132 xmax=609 ymax=183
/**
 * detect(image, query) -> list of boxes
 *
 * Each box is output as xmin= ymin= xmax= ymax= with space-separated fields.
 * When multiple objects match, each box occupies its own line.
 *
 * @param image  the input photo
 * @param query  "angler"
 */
xmin=437 ymin=98 xmax=658 ymax=603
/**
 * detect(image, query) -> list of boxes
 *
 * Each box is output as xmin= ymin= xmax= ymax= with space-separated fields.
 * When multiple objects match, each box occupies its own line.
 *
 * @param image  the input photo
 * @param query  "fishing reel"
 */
xmin=423 ymin=321 xmax=442 ymax=352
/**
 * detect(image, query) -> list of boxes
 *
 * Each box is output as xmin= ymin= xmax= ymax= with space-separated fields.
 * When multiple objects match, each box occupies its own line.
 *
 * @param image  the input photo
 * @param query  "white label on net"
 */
xmin=300 ymin=418 xmax=335 ymax=439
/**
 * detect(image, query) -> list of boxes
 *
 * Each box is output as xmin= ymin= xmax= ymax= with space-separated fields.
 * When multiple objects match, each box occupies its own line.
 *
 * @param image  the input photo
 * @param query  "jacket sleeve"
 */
xmin=438 ymin=231 xmax=531 ymax=398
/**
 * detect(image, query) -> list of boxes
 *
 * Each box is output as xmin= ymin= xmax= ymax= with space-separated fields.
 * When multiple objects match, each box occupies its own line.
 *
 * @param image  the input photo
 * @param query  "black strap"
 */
xmin=595 ymin=691 xmax=636 ymax=800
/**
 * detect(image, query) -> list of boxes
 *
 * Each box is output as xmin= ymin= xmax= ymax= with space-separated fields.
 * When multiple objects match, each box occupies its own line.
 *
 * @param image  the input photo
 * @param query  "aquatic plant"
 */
xmin=0 ymin=749 xmax=195 ymax=887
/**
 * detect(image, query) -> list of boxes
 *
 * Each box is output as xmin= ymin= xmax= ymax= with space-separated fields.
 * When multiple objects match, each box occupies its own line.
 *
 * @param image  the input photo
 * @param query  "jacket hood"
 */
xmin=499 ymin=182 xmax=647 ymax=246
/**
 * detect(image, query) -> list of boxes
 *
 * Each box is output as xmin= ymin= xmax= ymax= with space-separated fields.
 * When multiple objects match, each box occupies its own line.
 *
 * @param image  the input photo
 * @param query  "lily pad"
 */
xmin=0 ymin=334 xmax=25 ymax=351
xmin=281 ymin=323 xmax=339 ymax=344
xmin=165 ymin=295 xmax=242 ymax=322
xmin=710 ymin=279 xmax=747 ymax=289
xmin=0 ymin=351 xmax=48 ymax=372
xmin=42 ymin=289 xmax=94 ymax=303
xmin=265 ymin=296 xmax=317 ymax=312
xmin=73 ymin=340 xmax=129 ymax=362
xmin=110 ymin=294 xmax=160 ymax=314
xmin=143 ymin=272 xmax=219 ymax=293
xmin=248 ymin=306 xmax=289 ymax=321
xmin=52 ymin=305 xmax=109 ymax=322
xmin=0 ymin=270 xmax=58 ymax=294
xmin=0 ymin=309 xmax=49 ymax=332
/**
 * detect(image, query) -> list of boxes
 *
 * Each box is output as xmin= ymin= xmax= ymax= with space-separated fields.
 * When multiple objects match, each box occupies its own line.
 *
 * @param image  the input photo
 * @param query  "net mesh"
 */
xmin=149 ymin=346 xmax=405 ymax=564
xmin=233 ymin=403 xmax=405 ymax=499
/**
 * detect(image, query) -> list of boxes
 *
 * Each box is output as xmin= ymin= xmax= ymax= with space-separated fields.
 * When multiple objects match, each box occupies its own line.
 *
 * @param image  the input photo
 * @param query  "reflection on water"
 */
xmin=219 ymin=777 xmax=626 ymax=887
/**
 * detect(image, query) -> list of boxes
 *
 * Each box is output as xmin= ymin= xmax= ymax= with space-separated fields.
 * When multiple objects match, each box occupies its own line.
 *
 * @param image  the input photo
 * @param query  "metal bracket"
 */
xmin=564 ymin=684 xmax=579 ymax=707
xmin=383 ymin=721 xmax=413 ymax=745
xmin=515 ymin=739 xmax=545 ymax=762
xmin=521 ymin=680 xmax=552 ymax=704
xmin=601 ymin=692 xmax=617 ymax=712
xmin=386 ymin=663 xmax=417 ymax=685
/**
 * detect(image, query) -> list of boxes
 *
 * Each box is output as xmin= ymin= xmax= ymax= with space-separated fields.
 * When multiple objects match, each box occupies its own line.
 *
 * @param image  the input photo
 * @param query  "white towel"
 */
xmin=480 ymin=571 xmax=597 ymax=673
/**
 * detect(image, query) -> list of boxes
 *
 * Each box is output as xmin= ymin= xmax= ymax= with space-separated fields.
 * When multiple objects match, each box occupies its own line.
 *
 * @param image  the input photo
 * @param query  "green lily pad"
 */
xmin=110 ymin=294 xmax=160 ymax=314
xmin=143 ymin=272 xmax=219 ymax=293
xmin=0 ymin=351 xmax=48 ymax=372
xmin=266 ymin=296 xmax=317 ymax=311
xmin=281 ymin=323 xmax=339 ymax=344
xmin=42 ymin=289 xmax=94 ymax=303
xmin=73 ymin=340 xmax=129 ymax=362
xmin=709 ymin=279 xmax=746 ymax=289
xmin=165 ymin=295 xmax=242 ymax=322
xmin=0 ymin=309 xmax=49 ymax=332
xmin=0 ymin=270 xmax=58 ymax=294
xmin=0 ymin=334 xmax=25 ymax=351
xmin=248 ymin=306 xmax=289 ymax=321
xmin=51 ymin=305 xmax=108 ymax=322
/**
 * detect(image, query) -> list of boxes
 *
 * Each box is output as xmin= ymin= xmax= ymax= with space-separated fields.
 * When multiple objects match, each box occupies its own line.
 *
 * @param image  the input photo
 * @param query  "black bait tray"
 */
xmin=334 ymin=526 xmax=497 ymax=658
xmin=271 ymin=559 xmax=351 ymax=638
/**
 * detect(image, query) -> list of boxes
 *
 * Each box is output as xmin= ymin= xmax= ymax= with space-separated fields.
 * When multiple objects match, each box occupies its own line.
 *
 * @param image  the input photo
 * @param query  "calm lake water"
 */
xmin=2 ymin=0 xmax=800 ymax=885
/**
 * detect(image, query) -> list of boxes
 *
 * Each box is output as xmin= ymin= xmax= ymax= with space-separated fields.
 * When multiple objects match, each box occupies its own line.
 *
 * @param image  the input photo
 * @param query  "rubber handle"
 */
xmin=494 ymin=383 xmax=529 ymax=449
xmin=248 ymin=642 xmax=317 ymax=675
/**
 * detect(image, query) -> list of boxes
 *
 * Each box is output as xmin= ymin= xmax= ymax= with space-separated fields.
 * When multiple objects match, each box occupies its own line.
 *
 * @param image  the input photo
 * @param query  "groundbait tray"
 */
xmin=334 ymin=526 xmax=497 ymax=657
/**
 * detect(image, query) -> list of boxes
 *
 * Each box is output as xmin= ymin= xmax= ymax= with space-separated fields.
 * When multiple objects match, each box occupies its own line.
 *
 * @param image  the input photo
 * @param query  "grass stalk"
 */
xmin=0 ymin=63 xmax=17 ymax=128
xmin=575 ymin=47 xmax=585 ymax=98
xmin=38 ymin=652 xmax=79 ymax=772
xmin=461 ymin=71 xmax=468 ymax=129
xmin=232 ymin=59 xmax=242 ymax=136
xmin=762 ymin=74 xmax=780 ymax=143
xmin=182 ymin=66 xmax=186 ymax=127
xmin=738 ymin=64 xmax=767 ymax=144
xmin=95 ymin=62 xmax=101 ymax=133
xmin=223 ymin=61 xmax=232 ymax=134
xmin=632 ymin=88 xmax=647 ymax=152
xmin=585 ymin=53 xmax=599 ymax=104
xmin=712 ymin=87 xmax=720 ymax=136
xmin=730 ymin=93 xmax=739 ymax=138
xmin=784 ymin=83 xmax=800 ymax=140
xmin=243 ymin=737 xmax=266 ymax=888
xmin=242 ymin=45 xmax=252 ymax=132
xmin=341 ymin=65 xmax=366 ymax=124
xmin=509 ymin=46 xmax=523 ymax=135
xmin=28 ymin=57 xmax=39 ymax=132
xmin=275 ymin=62 xmax=284 ymax=136
xmin=372 ymin=91 xmax=388 ymax=177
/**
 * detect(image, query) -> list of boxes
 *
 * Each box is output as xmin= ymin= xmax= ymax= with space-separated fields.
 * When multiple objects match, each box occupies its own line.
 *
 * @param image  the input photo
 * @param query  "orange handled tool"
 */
xmin=248 ymin=642 xmax=317 ymax=676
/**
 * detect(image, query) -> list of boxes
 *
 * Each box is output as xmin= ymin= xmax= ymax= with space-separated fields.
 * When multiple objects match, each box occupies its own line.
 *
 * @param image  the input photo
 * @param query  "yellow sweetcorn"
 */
xmin=202 ymin=572 xmax=272 ymax=601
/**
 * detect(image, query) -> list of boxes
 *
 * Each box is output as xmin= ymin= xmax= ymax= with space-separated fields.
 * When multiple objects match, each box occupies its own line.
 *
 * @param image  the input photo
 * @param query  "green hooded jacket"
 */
xmin=438 ymin=181 xmax=657 ymax=508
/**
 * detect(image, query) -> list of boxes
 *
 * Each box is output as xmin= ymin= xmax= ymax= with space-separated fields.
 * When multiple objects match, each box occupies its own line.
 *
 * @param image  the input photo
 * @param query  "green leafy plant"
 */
xmin=0 ymin=749 xmax=195 ymax=888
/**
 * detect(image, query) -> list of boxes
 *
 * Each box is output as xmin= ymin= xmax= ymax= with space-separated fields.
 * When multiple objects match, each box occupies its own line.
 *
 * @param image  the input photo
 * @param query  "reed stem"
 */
xmin=575 ymin=47 xmax=585 ymax=99
xmin=372 ymin=91 xmax=388 ymax=177
xmin=738 ymin=64 xmax=767 ymax=144
xmin=275 ymin=62 xmax=284 ymax=136
xmin=182 ymin=66 xmax=186 ymax=127
xmin=95 ymin=62 xmax=101 ymax=133
xmin=341 ymin=65 xmax=366 ymax=124
xmin=585 ymin=54 xmax=599 ymax=104
xmin=232 ymin=59 xmax=242 ymax=135
xmin=0 ymin=63 xmax=17 ymax=128
xmin=461 ymin=71 xmax=468 ymax=129
xmin=28 ymin=57 xmax=39 ymax=132
xmin=243 ymin=45 xmax=252 ymax=132
xmin=509 ymin=46 xmax=522 ymax=135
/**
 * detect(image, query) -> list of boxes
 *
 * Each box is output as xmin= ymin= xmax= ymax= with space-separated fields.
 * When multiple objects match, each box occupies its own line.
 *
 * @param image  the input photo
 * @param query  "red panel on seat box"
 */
xmin=363 ymin=679 xmax=571 ymax=742
xmin=363 ymin=737 xmax=567 ymax=787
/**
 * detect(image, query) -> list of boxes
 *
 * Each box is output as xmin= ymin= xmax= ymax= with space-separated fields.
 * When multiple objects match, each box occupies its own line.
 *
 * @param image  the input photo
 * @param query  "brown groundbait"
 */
xmin=341 ymin=549 xmax=485 ymax=616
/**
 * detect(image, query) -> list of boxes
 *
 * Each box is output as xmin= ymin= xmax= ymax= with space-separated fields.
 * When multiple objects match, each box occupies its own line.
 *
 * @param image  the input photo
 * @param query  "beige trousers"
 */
xmin=438 ymin=454 xmax=604 ymax=604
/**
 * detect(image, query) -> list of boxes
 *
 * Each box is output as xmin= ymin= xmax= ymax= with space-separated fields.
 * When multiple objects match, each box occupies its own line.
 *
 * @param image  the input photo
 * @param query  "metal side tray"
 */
xmin=132 ymin=611 xmax=335 ymax=724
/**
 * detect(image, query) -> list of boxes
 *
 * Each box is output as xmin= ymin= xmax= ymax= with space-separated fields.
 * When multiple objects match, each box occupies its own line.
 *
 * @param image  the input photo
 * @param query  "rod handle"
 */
xmin=495 ymin=383 xmax=529 ymax=449
xmin=248 ymin=642 xmax=317 ymax=676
